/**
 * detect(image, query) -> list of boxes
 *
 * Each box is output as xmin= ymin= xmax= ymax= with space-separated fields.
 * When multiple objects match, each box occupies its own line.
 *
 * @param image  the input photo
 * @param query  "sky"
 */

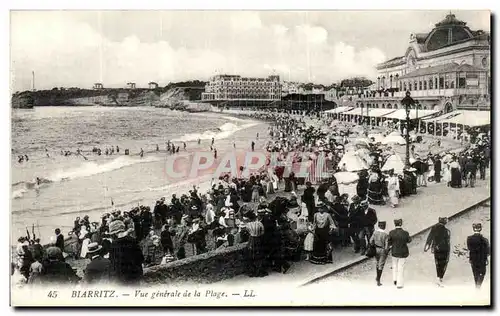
xmin=10 ymin=10 xmax=490 ymax=92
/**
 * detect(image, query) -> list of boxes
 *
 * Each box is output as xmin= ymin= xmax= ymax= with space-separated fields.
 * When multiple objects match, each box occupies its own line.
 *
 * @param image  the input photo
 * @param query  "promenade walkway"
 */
xmin=217 ymin=171 xmax=490 ymax=288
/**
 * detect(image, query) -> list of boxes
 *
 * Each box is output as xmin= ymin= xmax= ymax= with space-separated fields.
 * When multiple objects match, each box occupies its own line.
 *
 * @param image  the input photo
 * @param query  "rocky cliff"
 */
xmin=11 ymin=84 xmax=207 ymax=110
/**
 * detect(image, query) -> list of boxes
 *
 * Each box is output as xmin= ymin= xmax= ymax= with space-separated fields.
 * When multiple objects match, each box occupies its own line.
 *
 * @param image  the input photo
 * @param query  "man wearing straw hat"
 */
xmin=83 ymin=242 xmax=111 ymax=284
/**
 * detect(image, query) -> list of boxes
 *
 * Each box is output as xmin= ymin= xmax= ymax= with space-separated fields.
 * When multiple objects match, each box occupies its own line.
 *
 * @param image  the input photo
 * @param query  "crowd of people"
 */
xmin=13 ymin=108 xmax=490 ymax=286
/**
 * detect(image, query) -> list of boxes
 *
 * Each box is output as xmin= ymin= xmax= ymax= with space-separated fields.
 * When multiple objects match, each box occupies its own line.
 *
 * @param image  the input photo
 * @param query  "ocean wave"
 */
xmin=48 ymin=155 xmax=162 ymax=182
xmin=12 ymin=188 xmax=28 ymax=199
xmin=11 ymin=156 xmax=163 ymax=200
xmin=172 ymin=121 xmax=258 ymax=143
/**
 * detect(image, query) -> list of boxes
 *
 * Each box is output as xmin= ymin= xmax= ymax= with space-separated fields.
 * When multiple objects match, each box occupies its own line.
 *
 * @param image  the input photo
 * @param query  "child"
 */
xmin=304 ymin=223 xmax=314 ymax=261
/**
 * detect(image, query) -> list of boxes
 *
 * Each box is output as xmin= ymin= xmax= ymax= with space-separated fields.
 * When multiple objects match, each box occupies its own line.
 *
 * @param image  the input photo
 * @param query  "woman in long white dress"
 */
xmin=80 ymin=233 xmax=91 ymax=259
xmin=442 ymin=162 xmax=451 ymax=186
xmin=386 ymin=169 xmax=400 ymax=208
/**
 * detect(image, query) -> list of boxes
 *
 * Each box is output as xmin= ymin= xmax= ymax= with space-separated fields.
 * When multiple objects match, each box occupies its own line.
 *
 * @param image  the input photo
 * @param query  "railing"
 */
xmin=345 ymin=88 xmax=486 ymax=101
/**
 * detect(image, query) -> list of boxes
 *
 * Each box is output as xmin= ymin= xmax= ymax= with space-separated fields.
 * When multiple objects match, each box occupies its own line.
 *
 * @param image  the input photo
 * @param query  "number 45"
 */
xmin=48 ymin=291 xmax=58 ymax=298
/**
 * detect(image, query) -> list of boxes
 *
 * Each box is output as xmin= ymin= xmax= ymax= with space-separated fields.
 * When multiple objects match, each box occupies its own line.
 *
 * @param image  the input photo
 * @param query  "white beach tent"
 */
xmin=354 ymin=138 xmax=371 ymax=147
xmin=382 ymin=134 xmax=406 ymax=145
xmin=381 ymin=153 xmax=406 ymax=175
xmin=368 ymin=133 xmax=385 ymax=143
xmin=334 ymin=171 xmax=359 ymax=185
xmin=388 ymin=131 xmax=402 ymax=137
xmin=337 ymin=151 xmax=369 ymax=172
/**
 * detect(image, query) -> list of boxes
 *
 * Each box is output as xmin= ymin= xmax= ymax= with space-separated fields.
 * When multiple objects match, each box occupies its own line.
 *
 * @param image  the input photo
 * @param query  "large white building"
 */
xmin=201 ymin=74 xmax=281 ymax=101
xmin=351 ymin=13 xmax=490 ymax=112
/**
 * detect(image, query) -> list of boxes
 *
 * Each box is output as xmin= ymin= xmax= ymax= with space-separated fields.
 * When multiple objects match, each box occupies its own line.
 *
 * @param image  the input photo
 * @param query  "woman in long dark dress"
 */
xmin=367 ymin=170 xmax=385 ymax=205
xmin=449 ymin=159 xmax=462 ymax=188
xmin=356 ymin=172 xmax=369 ymax=200
xmin=310 ymin=202 xmax=336 ymax=265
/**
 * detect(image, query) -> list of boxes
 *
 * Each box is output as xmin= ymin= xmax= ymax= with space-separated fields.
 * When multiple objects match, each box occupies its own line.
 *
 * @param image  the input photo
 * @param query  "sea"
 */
xmin=11 ymin=106 xmax=267 ymax=244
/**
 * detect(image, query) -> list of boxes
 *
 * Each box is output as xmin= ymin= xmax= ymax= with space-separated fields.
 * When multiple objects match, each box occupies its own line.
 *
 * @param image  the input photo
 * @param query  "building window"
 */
xmin=458 ymin=76 xmax=466 ymax=88
xmin=439 ymin=77 xmax=444 ymax=89
xmin=404 ymin=82 xmax=407 ymax=91
xmin=429 ymin=79 xmax=433 ymax=89
xmin=423 ymin=81 xmax=427 ymax=90
xmin=445 ymin=80 xmax=449 ymax=89
xmin=394 ymin=104 xmax=398 ymax=109
xmin=399 ymin=82 xmax=402 ymax=91
xmin=414 ymin=81 xmax=418 ymax=91
xmin=419 ymin=81 xmax=422 ymax=90
xmin=409 ymin=82 xmax=412 ymax=91
xmin=450 ymin=81 xmax=455 ymax=88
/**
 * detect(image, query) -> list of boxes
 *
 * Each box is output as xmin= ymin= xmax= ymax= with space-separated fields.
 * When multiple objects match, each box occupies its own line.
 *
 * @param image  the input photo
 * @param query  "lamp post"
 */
xmin=401 ymin=91 xmax=415 ymax=167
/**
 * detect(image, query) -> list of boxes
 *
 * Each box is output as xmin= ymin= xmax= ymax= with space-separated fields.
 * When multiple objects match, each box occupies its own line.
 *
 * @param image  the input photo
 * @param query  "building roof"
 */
xmin=399 ymin=63 xmax=484 ymax=79
xmin=422 ymin=110 xmax=490 ymax=127
xmin=383 ymin=109 xmax=439 ymax=120
xmin=325 ymin=106 xmax=353 ymax=114
xmin=378 ymin=14 xmax=489 ymax=68
xmin=414 ymin=33 xmax=429 ymax=44
xmin=435 ymin=13 xmax=467 ymax=27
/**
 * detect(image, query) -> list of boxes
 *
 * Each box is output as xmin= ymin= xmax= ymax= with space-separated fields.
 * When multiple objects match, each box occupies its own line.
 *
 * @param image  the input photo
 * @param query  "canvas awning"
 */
xmin=422 ymin=110 xmax=490 ymax=127
xmin=361 ymin=108 xmax=398 ymax=117
xmin=342 ymin=107 xmax=365 ymax=116
xmin=325 ymin=106 xmax=354 ymax=114
xmin=382 ymin=109 xmax=439 ymax=120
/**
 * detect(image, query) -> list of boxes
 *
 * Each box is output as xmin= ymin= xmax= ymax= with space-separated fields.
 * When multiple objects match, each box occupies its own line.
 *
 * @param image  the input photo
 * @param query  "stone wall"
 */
xmin=143 ymin=242 xmax=248 ymax=284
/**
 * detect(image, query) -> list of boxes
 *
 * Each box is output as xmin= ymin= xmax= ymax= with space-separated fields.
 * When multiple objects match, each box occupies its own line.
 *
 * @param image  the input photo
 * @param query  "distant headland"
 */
xmin=11 ymin=81 xmax=210 ymax=112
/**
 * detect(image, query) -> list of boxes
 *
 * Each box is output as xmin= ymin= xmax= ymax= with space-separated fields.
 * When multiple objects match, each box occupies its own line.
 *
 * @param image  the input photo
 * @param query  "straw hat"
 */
xmin=108 ymin=220 xmax=126 ymax=235
xmin=86 ymin=242 xmax=103 ymax=255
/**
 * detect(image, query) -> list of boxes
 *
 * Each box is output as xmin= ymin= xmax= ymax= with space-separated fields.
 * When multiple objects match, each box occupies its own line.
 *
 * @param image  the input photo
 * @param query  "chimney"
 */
xmin=32 ymin=71 xmax=36 ymax=92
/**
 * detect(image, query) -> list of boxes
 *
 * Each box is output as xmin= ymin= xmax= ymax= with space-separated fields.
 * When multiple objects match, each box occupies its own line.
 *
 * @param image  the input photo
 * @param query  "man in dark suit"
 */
xmin=359 ymin=200 xmax=377 ymax=255
xmin=348 ymin=195 xmax=362 ymax=253
xmin=388 ymin=219 xmax=411 ymax=289
xmin=303 ymin=182 xmax=316 ymax=223
xmin=108 ymin=220 xmax=145 ymax=285
xmin=55 ymin=228 xmax=64 ymax=253
xmin=467 ymin=223 xmax=490 ymax=289
xmin=433 ymin=156 xmax=442 ymax=183
xmin=424 ymin=217 xmax=450 ymax=287
xmin=40 ymin=247 xmax=80 ymax=284
xmin=83 ymin=242 xmax=111 ymax=284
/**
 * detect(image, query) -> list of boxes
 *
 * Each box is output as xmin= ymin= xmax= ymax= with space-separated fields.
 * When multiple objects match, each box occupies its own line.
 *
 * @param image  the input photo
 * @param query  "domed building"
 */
xmin=354 ymin=13 xmax=490 ymax=113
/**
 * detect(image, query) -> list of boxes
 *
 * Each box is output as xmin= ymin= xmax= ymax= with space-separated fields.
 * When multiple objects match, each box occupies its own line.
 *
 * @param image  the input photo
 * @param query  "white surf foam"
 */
xmin=172 ymin=121 xmax=258 ymax=143
xmin=48 ymin=155 xmax=162 ymax=182
xmin=12 ymin=188 xmax=28 ymax=199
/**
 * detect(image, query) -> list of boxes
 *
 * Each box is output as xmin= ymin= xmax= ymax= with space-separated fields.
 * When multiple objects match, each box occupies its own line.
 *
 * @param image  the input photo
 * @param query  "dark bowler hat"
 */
xmin=378 ymin=221 xmax=387 ymax=229
xmin=473 ymin=223 xmax=482 ymax=231
xmin=257 ymin=208 xmax=270 ymax=215
xmin=316 ymin=201 xmax=325 ymax=208
xmin=394 ymin=219 xmax=403 ymax=227
xmin=438 ymin=217 xmax=448 ymax=224
xmin=46 ymin=246 xmax=62 ymax=260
